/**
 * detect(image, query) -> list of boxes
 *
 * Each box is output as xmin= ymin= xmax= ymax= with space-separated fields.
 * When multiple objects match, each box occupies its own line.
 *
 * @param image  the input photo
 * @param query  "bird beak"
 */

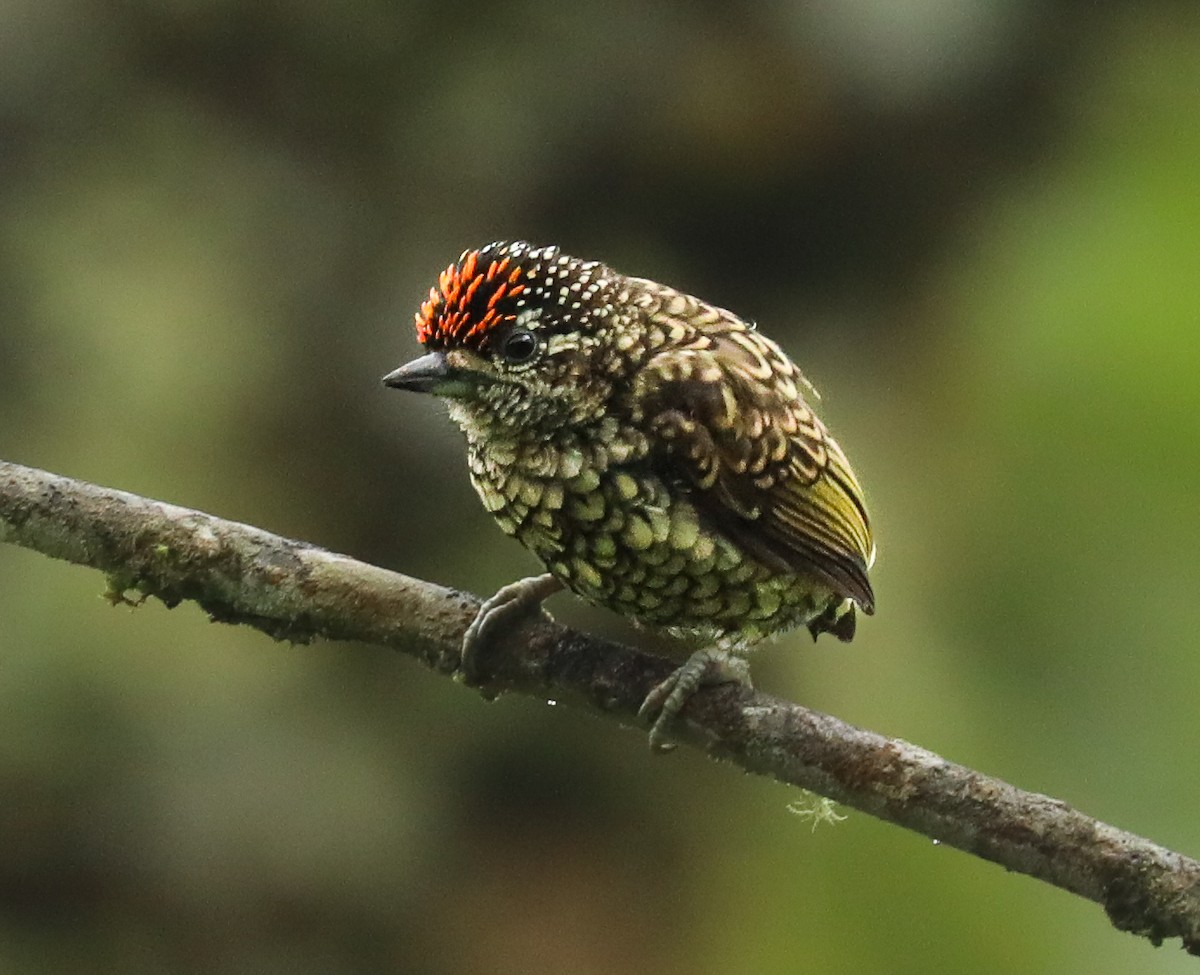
xmin=382 ymin=352 xmax=453 ymax=394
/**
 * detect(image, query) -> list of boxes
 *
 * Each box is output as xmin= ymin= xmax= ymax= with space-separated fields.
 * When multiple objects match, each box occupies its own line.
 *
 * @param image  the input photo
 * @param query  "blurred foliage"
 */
xmin=2 ymin=1 xmax=1199 ymax=972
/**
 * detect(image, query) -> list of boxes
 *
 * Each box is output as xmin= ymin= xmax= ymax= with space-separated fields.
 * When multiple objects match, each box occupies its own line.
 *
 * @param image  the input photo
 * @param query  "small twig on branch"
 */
xmin=1 ymin=458 xmax=1198 ymax=954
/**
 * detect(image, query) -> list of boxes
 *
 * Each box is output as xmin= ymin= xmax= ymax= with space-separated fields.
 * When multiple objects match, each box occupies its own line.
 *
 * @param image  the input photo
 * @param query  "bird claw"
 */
xmin=638 ymin=648 xmax=752 ymax=752
xmin=461 ymin=573 xmax=564 ymax=685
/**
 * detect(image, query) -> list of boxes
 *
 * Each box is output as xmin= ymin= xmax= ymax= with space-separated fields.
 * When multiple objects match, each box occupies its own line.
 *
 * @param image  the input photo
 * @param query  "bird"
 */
xmin=383 ymin=241 xmax=874 ymax=749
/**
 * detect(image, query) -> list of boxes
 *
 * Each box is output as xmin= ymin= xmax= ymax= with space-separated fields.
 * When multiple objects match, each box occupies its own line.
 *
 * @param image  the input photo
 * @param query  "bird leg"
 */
xmin=461 ymin=573 xmax=564 ymax=684
xmin=638 ymin=647 xmax=752 ymax=752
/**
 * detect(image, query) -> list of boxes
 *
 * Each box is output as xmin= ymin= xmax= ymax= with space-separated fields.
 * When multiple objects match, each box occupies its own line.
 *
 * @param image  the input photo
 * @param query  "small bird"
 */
xmin=384 ymin=242 xmax=874 ymax=749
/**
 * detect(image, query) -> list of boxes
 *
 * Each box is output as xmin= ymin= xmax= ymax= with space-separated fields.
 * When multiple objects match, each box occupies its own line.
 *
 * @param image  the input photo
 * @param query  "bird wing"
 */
xmin=636 ymin=328 xmax=875 ymax=611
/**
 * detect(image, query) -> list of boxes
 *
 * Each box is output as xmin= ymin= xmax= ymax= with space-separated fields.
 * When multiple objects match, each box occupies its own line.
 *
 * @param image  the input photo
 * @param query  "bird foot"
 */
xmin=637 ymin=648 xmax=752 ymax=752
xmin=461 ymin=573 xmax=564 ymax=685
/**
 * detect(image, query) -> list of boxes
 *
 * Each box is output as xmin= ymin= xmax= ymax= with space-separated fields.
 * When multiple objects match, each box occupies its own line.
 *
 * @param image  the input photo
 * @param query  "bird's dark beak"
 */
xmin=382 ymin=352 xmax=452 ymax=394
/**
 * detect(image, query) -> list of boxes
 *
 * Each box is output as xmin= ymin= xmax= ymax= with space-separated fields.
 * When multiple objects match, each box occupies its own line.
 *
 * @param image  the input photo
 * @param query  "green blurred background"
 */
xmin=2 ymin=1 xmax=1199 ymax=972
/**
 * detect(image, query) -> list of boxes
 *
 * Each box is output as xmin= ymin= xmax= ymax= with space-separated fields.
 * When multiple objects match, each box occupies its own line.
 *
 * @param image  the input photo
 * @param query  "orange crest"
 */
xmin=415 ymin=249 xmax=527 ymax=350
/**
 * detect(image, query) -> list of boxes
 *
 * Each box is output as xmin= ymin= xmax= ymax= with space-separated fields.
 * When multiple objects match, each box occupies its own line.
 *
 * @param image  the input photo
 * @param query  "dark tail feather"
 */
xmin=807 ymin=600 xmax=858 ymax=643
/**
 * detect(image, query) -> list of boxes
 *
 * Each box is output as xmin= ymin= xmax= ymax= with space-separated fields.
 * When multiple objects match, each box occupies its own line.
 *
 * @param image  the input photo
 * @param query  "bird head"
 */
xmin=383 ymin=242 xmax=634 ymax=436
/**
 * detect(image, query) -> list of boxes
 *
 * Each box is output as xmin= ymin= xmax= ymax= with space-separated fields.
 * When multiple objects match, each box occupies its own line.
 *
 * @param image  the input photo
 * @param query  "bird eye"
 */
xmin=500 ymin=327 xmax=539 ymax=365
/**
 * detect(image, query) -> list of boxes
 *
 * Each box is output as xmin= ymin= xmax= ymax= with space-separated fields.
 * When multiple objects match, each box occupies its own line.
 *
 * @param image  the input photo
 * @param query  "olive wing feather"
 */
xmin=637 ymin=330 xmax=875 ymax=611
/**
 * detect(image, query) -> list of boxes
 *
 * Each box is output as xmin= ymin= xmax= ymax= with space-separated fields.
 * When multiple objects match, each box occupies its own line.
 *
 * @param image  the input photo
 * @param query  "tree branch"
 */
xmin=1 ymin=458 xmax=1197 ymax=954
